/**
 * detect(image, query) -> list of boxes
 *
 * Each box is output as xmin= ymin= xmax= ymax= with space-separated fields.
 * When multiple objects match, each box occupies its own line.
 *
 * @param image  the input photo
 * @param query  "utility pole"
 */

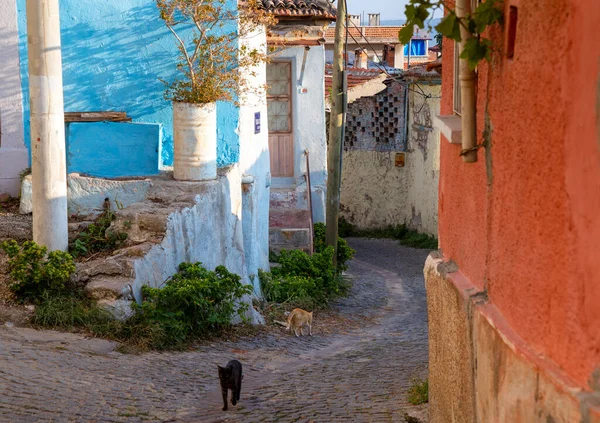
xmin=27 ymin=0 xmax=69 ymax=251
xmin=326 ymin=0 xmax=347 ymax=266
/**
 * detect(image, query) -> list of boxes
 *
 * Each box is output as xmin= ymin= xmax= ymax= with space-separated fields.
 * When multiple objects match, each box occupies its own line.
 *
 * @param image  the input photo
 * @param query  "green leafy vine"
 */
xmin=399 ymin=0 xmax=504 ymax=69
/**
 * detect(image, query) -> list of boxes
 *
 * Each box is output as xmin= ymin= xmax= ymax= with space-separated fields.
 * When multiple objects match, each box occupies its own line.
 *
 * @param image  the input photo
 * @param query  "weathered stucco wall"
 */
xmin=19 ymin=173 xmax=152 ymax=215
xmin=130 ymin=167 xmax=249 ymax=297
xmin=340 ymin=82 xmax=440 ymax=236
xmin=15 ymin=0 xmax=240 ymax=173
xmin=0 ymin=0 xmax=28 ymax=196
xmin=405 ymin=83 xmax=440 ymax=235
xmin=346 ymin=74 xmax=387 ymax=104
xmin=424 ymin=254 xmax=599 ymax=423
xmin=272 ymin=45 xmax=328 ymax=223
xmin=341 ymin=150 xmax=408 ymax=229
xmin=238 ymin=27 xmax=270 ymax=291
xmin=431 ymin=0 xmax=600 ymax=417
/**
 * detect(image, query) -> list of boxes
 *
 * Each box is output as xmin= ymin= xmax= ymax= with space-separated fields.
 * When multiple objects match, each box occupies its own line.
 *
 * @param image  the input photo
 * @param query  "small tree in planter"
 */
xmin=157 ymin=0 xmax=275 ymax=181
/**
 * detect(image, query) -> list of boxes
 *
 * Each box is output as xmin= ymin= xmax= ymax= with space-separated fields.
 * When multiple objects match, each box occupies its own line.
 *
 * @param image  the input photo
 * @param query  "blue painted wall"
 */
xmin=67 ymin=122 xmax=161 ymax=177
xmin=16 ymin=0 xmax=240 ymax=173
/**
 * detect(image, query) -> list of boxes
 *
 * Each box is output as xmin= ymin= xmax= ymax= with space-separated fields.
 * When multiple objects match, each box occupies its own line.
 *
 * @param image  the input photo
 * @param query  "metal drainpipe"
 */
xmin=456 ymin=0 xmax=478 ymax=163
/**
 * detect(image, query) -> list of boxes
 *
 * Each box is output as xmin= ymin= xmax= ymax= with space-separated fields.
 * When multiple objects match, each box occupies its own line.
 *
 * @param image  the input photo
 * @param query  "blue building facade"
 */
xmin=15 ymin=0 xmax=240 ymax=177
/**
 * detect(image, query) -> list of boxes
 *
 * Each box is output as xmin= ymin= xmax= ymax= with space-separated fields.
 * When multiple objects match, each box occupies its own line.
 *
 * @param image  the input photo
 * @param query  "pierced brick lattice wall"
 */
xmin=344 ymin=80 xmax=406 ymax=152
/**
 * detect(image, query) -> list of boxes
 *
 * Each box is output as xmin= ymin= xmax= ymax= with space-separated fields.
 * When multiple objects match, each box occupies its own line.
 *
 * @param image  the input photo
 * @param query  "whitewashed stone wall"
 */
xmin=0 ymin=0 xmax=28 ymax=196
xmin=340 ymin=83 xmax=441 ymax=236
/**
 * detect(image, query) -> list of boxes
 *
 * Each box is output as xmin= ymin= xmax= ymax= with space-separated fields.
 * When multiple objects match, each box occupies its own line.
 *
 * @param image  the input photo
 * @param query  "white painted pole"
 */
xmin=26 ymin=0 xmax=68 ymax=251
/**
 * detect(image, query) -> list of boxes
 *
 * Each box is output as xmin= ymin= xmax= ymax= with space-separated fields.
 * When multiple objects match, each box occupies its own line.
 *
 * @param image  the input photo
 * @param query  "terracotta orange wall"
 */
xmin=439 ymin=0 xmax=600 ymax=389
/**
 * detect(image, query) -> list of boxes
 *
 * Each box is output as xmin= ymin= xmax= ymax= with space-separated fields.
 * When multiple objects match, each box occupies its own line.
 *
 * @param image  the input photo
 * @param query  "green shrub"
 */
xmin=2 ymin=241 xmax=250 ymax=351
xmin=407 ymin=379 xmax=429 ymax=405
xmin=69 ymin=210 xmax=127 ymax=259
xmin=261 ymin=224 xmax=355 ymax=309
xmin=313 ymin=222 xmax=355 ymax=271
xmin=131 ymin=262 xmax=253 ymax=349
xmin=0 ymin=240 xmax=76 ymax=302
xmin=259 ymin=270 xmax=322 ymax=307
xmin=261 ymin=244 xmax=350 ymax=308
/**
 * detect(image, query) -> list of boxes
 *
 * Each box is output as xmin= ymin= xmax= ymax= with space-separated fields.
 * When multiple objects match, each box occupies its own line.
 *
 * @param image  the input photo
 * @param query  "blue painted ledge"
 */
xmin=66 ymin=121 xmax=161 ymax=178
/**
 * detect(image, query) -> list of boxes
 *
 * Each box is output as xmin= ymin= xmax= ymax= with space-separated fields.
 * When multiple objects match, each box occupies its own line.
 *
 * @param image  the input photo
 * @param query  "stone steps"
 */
xmin=269 ymin=208 xmax=311 ymax=229
xmin=269 ymin=228 xmax=311 ymax=254
xmin=269 ymin=186 xmax=312 ymax=253
xmin=269 ymin=188 xmax=300 ymax=209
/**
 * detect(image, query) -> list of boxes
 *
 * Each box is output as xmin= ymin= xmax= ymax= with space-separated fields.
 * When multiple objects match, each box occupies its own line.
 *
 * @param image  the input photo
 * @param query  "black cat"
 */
xmin=218 ymin=360 xmax=243 ymax=411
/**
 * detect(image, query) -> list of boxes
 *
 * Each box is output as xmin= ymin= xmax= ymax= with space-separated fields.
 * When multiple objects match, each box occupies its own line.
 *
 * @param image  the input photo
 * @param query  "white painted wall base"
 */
xmin=66 ymin=167 xmax=266 ymax=324
xmin=127 ymin=166 xmax=264 ymax=324
xmin=0 ymin=148 xmax=28 ymax=196
xmin=20 ymin=173 xmax=152 ymax=215
xmin=238 ymin=26 xmax=271 ymax=292
xmin=0 ymin=0 xmax=28 ymax=196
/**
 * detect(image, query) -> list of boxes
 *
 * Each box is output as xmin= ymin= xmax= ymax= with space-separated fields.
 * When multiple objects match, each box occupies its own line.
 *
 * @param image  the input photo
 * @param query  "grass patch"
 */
xmin=407 ymin=378 xmax=429 ymax=405
xmin=31 ymin=292 xmax=121 ymax=335
xmin=339 ymin=218 xmax=438 ymax=250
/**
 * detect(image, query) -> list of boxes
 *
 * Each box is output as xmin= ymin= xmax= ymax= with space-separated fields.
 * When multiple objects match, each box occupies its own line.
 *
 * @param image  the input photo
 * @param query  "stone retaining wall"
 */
xmin=424 ymin=252 xmax=600 ymax=423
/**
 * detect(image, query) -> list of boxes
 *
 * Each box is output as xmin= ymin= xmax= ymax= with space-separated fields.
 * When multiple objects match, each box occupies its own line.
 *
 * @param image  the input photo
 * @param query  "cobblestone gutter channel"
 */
xmin=0 ymin=239 xmax=430 ymax=423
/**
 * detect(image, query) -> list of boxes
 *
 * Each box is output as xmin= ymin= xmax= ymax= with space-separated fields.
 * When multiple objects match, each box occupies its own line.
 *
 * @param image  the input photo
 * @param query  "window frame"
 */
xmin=266 ymin=60 xmax=293 ymax=134
xmin=403 ymin=39 xmax=428 ymax=57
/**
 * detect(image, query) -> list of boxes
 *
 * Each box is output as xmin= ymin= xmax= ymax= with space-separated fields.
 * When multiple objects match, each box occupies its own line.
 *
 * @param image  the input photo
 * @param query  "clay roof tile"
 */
xmin=261 ymin=0 xmax=336 ymax=19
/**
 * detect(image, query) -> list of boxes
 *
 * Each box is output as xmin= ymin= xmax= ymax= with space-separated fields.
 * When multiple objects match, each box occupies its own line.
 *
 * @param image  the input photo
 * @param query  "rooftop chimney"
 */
xmin=368 ymin=13 xmax=380 ymax=26
xmin=355 ymin=48 xmax=369 ymax=69
xmin=349 ymin=14 xmax=361 ymax=28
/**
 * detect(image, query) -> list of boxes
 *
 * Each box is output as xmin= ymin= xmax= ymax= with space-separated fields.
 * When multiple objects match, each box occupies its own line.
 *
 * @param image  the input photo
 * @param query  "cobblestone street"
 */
xmin=0 ymin=239 xmax=430 ymax=423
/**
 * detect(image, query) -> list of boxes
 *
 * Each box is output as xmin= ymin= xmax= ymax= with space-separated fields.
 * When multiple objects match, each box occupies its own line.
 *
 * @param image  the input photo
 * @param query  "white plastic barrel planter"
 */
xmin=173 ymin=101 xmax=217 ymax=181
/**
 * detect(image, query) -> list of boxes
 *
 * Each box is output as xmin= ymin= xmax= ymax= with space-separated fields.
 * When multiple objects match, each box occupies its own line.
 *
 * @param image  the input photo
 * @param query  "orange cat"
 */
xmin=286 ymin=308 xmax=313 ymax=337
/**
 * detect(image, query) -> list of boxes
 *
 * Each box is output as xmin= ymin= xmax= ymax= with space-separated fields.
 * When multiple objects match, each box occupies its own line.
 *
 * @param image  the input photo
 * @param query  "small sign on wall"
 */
xmin=395 ymin=152 xmax=405 ymax=167
xmin=254 ymin=112 xmax=261 ymax=134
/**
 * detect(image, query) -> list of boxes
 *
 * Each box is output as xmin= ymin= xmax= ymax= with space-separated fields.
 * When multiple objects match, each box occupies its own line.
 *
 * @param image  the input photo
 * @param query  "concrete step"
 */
xmin=269 ymin=208 xmax=311 ymax=229
xmin=269 ymin=188 xmax=301 ymax=209
xmin=269 ymin=228 xmax=311 ymax=254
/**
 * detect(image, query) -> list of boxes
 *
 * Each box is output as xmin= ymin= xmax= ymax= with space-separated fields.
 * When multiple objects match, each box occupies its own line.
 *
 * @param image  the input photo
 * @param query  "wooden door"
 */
xmin=267 ymin=62 xmax=293 ymax=177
